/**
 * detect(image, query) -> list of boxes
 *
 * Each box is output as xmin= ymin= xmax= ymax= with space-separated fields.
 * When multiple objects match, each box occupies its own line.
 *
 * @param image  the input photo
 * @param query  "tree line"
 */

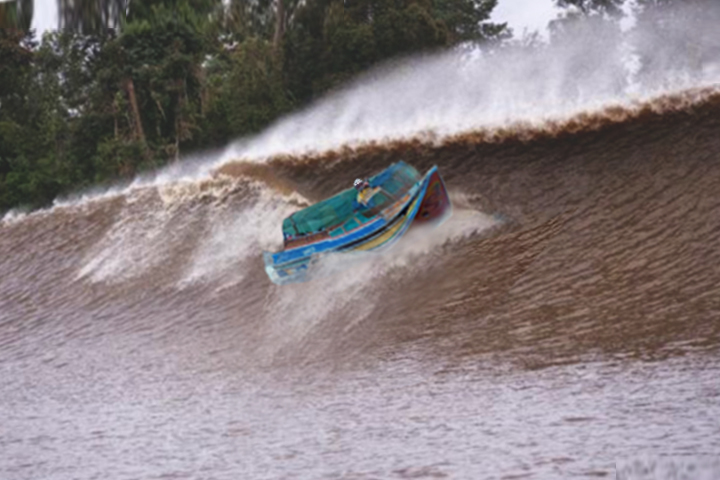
xmin=0 ymin=0 xmax=717 ymax=212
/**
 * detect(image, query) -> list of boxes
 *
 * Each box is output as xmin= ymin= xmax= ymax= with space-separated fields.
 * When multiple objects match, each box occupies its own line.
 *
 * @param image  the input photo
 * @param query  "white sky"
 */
xmin=30 ymin=0 xmax=559 ymax=38
xmin=492 ymin=0 xmax=560 ymax=36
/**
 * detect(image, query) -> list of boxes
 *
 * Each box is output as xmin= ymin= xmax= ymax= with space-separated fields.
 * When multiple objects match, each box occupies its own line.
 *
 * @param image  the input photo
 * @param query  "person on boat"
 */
xmin=354 ymin=178 xmax=369 ymax=191
xmin=353 ymin=178 xmax=377 ymax=209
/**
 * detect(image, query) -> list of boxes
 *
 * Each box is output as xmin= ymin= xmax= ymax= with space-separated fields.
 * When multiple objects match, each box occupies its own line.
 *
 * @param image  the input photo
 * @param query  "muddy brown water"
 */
xmin=1 ymin=90 xmax=720 ymax=479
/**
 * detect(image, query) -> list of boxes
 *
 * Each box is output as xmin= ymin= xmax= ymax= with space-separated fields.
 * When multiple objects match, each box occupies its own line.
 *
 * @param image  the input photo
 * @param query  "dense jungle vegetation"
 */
xmin=0 ymin=0 xmax=715 ymax=212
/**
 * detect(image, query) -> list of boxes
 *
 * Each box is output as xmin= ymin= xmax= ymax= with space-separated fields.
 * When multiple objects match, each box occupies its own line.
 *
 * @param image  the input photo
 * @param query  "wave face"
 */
xmin=3 ymin=14 xmax=720 ymax=479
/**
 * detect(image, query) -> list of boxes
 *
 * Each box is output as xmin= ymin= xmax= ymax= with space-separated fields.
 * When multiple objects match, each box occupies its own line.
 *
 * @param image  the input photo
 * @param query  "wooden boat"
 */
xmin=263 ymin=161 xmax=451 ymax=285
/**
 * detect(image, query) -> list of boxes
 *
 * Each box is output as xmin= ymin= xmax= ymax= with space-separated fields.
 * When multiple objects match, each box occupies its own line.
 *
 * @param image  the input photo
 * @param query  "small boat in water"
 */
xmin=263 ymin=161 xmax=451 ymax=285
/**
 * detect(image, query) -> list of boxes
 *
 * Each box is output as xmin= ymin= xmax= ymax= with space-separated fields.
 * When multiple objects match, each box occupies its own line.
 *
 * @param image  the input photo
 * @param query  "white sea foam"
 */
xmin=1 ymin=208 xmax=30 ymax=226
xmin=217 ymin=5 xmax=720 ymax=165
xmin=179 ymin=185 xmax=309 ymax=287
xmin=76 ymin=191 xmax=176 ymax=283
xmin=75 ymin=176 xmax=310 ymax=286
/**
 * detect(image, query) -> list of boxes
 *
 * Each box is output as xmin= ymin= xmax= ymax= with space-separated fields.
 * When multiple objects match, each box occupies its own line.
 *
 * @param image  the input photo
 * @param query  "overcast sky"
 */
xmin=492 ymin=0 xmax=559 ymax=36
xmin=31 ymin=0 xmax=56 ymax=34
xmin=31 ymin=0 xmax=560 ymax=37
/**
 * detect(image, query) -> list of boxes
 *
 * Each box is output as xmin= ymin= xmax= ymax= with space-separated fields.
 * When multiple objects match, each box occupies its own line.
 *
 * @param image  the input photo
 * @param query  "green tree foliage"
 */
xmin=284 ymin=0 xmax=507 ymax=103
xmin=433 ymin=0 xmax=508 ymax=44
xmin=210 ymin=38 xmax=292 ymax=137
xmin=57 ymin=0 xmax=127 ymax=34
xmin=0 ymin=30 xmax=81 ymax=209
xmin=120 ymin=5 xmax=210 ymax=159
xmin=0 ymin=0 xmax=33 ymax=31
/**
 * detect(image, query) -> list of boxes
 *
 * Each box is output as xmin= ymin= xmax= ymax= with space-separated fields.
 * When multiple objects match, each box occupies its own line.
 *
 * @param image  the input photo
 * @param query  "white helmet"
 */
xmin=354 ymin=178 xmax=363 ymax=189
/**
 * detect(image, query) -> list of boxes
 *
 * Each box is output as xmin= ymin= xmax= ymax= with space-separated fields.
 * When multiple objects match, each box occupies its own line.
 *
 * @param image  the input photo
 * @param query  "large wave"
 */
xmin=2 ymin=4 xmax=720 ymax=369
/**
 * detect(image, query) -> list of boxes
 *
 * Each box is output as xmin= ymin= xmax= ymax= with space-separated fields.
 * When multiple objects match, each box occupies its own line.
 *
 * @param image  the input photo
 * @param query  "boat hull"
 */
xmin=263 ymin=166 xmax=451 ymax=285
xmin=415 ymin=169 xmax=452 ymax=224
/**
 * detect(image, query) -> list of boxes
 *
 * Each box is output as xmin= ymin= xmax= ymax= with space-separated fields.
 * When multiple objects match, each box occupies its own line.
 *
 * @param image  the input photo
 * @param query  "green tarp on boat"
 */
xmin=282 ymin=162 xmax=422 ymax=238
